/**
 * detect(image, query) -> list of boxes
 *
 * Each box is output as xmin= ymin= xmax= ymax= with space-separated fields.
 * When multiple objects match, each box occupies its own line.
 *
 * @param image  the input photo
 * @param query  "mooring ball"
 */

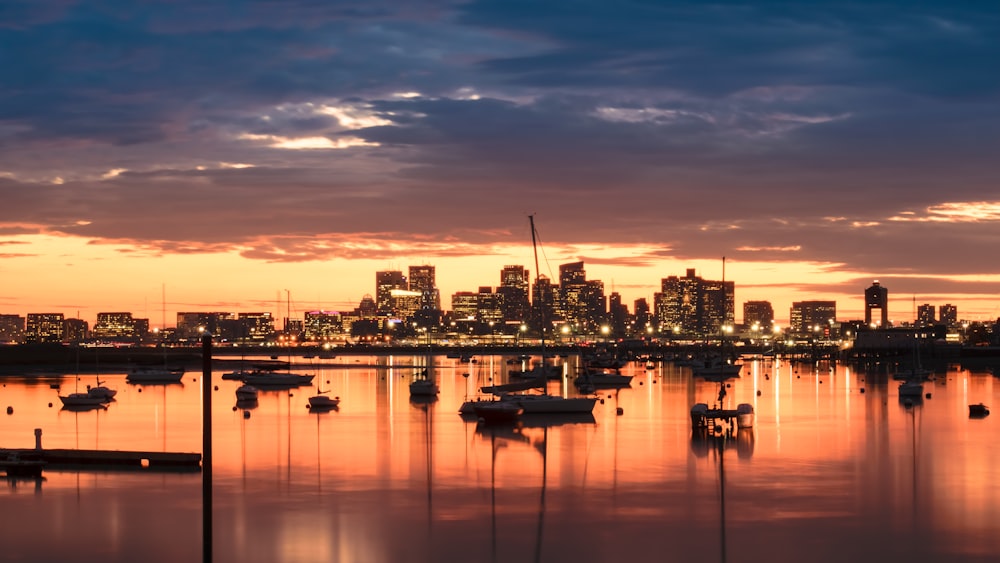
xmin=48 ymin=402 xmax=53 ymax=407
xmin=214 ymin=385 xmax=219 ymax=391
xmin=232 ymin=406 xmax=237 ymax=411
xmin=616 ymin=407 xmax=624 ymax=415
xmin=600 ymin=399 xmax=605 ymax=404
xmin=860 ymin=388 xmax=865 ymax=393
xmin=714 ymin=425 xmax=723 ymax=433
xmin=243 ymin=411 xmax=251 ymax=419
xmin=6 ymin=406 xmax=12 ymax=414
xmin=925 ymin=393 xmax=932 ymax=399
xmin=756 ymin=390 xmax=761 ymax=396
xmin=138 ymin=388 xmax=142 ymax=392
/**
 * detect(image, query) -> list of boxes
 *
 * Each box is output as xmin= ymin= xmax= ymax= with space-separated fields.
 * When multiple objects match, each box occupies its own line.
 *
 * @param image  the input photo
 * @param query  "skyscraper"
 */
xmin=789 ymin=301 xmax=836 ymax=334
xmin=408 ymin=265 xmax=441 ymax=311
xmin=497 ymin=265 xmax=530 ymax=323
xmin=656 ymin=269 xmax=734 ymax=335
xmin=375 ymin=270 xmax=407 ymax=314
xmin=864 ymin=280 xmax=888 ymax=327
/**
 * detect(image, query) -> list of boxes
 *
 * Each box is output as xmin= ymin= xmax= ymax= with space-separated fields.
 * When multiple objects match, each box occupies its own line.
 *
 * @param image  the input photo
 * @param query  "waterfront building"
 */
xmin=389 ymin=289 xmax=422 ymax=320
xmin=608 ymin=292 xmax=629 ymax=337
xmin=304 ymin=311 xmax=345 ymax=341
xmin=237 ymin=312 xmax=275 ymax=342
xmin=864 ymin=280 xmax=889 ymax=327
xmin=451 ymin=291 xmax=478 ymax=321
xmin=789 ymin=301 xmax=837 ymax=335
xmin=939 ymin=304 xmax=958 ymax=327
xmin=555 ymin=261 xmax=606 ymax=333
xmin=743 ymin=301 xmax=774 ymax=332
xmin=375 ymin=271 xmax=407 ymax=314
xmin=0 ymin=314 xmax=25 ymax=344
xmin=176 ymin=312 xmax=237 ymax=340
xmin=476 ymin=286 xmax=503 ymax=329
xmin=633 ymin=298 xmax=651 ymax=333
xmin=25 ymin=313 xmax=64 ymax=343
xmin=92 ymin=312 xmax=139 ymax=341
xmin=530 ymin=275 xmax=557 ymax=335
xmin=917 ymin=304 xmax=936 ymax=326
xmin=655 ymin=269 xmax=734 ymax=336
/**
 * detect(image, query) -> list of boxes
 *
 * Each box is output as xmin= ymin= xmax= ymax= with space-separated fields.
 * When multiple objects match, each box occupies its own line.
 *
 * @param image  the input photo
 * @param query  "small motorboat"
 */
xmin=308 ymin=390 xmax=340 ymax=410
xmin=969 ymin=403 xmax=990 ymax=417
xmin=235 ymin=384 xmax=259 ymax=402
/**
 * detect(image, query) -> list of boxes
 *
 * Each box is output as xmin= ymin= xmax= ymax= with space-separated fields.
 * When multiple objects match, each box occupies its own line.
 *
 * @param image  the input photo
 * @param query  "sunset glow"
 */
xmin=2 ymin=1 xmax=999 ymax=327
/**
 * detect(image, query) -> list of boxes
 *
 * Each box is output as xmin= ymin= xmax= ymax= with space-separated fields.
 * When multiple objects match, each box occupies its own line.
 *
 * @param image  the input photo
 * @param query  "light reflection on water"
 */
xmin=1 ymin=355 xmax=999 ymax=562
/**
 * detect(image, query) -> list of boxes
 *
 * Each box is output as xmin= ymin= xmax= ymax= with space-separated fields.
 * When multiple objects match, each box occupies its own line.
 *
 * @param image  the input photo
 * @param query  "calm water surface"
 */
xmin=2 ymin=354 xmax=999 ymax=563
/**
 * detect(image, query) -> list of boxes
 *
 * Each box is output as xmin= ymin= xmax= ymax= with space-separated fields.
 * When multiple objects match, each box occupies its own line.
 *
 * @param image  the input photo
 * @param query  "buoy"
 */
xmin=232 ymin=406 xmax=237 ymax=411
xmin=756 ymin=390 xmax=761 ymax=396
xmin=819 ymin=381 xmax=823 ymax=384
xmin=726 ymin=383 xmax=731 ymax=388
xmin=616 ymin=407 xmax=624 ymax=416
xmin=639 ymin=381 xmax=644 ymax=385
xmin=48 ymin=402 xmax=53 ymax=407
xmin=607 ymin=394 xmax=612 ymax=398
xmin=925 ymin=392 xmax=932 ymax=399
xmin=6 ymin=406 xmax=12 ymax=414
xmin=714 ymin=424 xmax=723 ymax=433
xmin=860 ymin=388 xmax=865 ymax=393
xmin=214 ymin=385 xmax=219 ymax=391
xmin=138 ymin=388 xmax=142 ymax=392
xmin=243 ymin=411 xmax=251 ymax=419
xmin=600 ymin=399 xmax=605 ymax=404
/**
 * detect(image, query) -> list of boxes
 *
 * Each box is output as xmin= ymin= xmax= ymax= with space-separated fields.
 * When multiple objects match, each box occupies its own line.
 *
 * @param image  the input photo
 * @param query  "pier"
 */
xmin=1 ymin=448 xmax=201 ymax=470
xmin=1 ymin=428 xmax=201 ymax=475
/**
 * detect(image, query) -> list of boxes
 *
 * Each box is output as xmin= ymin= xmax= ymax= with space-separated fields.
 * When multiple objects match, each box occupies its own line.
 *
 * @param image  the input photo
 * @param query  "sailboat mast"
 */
xmin=529 ymin=215 xmax=543 ymax=349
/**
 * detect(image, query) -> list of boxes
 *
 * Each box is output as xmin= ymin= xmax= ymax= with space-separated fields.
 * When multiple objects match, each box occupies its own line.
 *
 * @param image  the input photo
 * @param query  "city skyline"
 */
xmin=0 ymin=260 xmax=973 ymax=329
xmin=3 ymin=2 xmax=1000 ymax=327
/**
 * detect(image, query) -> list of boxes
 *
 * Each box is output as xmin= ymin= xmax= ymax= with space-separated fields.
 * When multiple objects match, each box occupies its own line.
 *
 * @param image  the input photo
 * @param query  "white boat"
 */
xmin=510 ymin=364 xmax=562 ymax=380
xmin=308 ymin=389 xmax=340 ymax=409
xmin=235 ymin=384 xmax=259 ymax=401
xmin=899 ymin=379 xmax=924 ymax=398
xmin=495 ymin=216 xmax=596 ymax=416
xmin=409 ymin=376 xmax=439 ymax=397
xmin=241 ymin=370 xmax=314 ymax=387
xmin=126 ymin=365 xmax=185 ymax=383
xmin=500 ymin=393 xmax=597 ymax=414
xmin=87 ymin=378 xmax=117 ymax=402
xmin=691 ymin=360 xmax=742 ymax=379
xmin=573 ymin=369 xmax=633 ymax=388
xmin=58 ymin=392 xmax=108 ymax=407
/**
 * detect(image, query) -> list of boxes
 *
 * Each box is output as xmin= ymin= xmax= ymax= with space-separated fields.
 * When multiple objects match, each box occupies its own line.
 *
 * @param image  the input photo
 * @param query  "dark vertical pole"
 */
xmin=202 ymin=332 xmax=213 ymax=563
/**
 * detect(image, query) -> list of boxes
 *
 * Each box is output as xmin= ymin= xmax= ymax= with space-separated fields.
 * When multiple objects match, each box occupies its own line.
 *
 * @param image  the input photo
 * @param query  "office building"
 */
xmin=655 ymin=269 xmax=734 ymax=336
xmin=25 ymin=313 xmax=64 ymax=343
xmin=790 ymin=301 xmax=836 ymax=335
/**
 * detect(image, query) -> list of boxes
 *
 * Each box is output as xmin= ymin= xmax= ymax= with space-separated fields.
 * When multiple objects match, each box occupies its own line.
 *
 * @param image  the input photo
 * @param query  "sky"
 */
xmin=2 ymin=0 xmax=1000 ymax=327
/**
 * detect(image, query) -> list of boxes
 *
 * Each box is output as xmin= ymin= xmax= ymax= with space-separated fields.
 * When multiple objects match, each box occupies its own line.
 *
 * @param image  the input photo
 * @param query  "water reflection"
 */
xmin=0 ymin=356 xmax=999 ymax=562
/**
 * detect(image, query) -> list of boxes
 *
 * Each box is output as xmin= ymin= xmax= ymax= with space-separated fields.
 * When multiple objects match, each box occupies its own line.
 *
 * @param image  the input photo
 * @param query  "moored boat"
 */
xmin=235 ymin=384 xmax=259 ymax=401
xmin=126 ymin=365 xmax=185 ymax=383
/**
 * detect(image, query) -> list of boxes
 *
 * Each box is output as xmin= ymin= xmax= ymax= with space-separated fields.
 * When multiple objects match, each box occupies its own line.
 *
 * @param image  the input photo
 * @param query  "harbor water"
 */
xmin=2 ymin=354 xmax=999 ymax=562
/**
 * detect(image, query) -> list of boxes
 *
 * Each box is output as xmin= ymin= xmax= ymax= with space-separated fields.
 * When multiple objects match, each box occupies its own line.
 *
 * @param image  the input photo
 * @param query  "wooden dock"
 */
xmin=690 ymin=403 xmax=755 ymax=432
xmin=1 ymin=448 xmax=201 ymax=471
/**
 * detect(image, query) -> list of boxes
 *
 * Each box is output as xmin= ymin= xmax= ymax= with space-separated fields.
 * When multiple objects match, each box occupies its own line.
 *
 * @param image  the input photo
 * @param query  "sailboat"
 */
xmin=410 ymin=331 xmax=440 ymax=398
xmin=86 ymin=376 xmax=117 ymax=402
xmin=499 ymin=215 xmax=596 ymax=415
xmin=308 ymin=385 xmax=340 ymax=410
